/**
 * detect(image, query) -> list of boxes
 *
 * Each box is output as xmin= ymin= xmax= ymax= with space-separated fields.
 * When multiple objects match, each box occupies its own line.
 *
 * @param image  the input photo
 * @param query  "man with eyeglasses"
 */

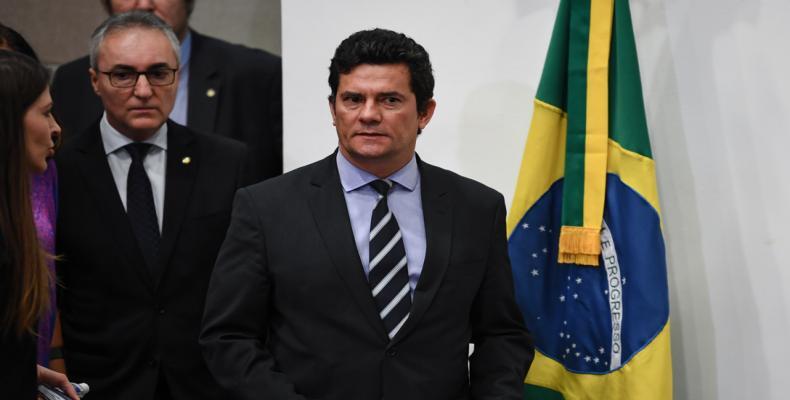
xmin=55 ymin=11 xmax=247 ymax=399
xmin=52 ymin=0 xmax=282 ymax=185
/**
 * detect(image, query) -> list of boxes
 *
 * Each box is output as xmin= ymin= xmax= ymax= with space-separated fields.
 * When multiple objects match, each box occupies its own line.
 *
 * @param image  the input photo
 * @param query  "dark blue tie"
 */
xmin=125 ymin=143 xmax=160 ymax=276
xmin=368 ymin=179 xmax=411 ymax=339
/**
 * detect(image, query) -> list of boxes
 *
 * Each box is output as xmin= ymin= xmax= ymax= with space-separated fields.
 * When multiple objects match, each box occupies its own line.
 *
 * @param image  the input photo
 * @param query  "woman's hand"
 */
xmin=36 ymin=365 xmax=79 ymax=400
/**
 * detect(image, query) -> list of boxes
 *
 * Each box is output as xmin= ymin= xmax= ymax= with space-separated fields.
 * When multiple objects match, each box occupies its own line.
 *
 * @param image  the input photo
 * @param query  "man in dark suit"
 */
xmin=51 ymin=0 xmax=281 ymax=184
xmin=200 ymin=28 xmax=534 ymax=400
xmin=56 ymin=12 xmax=246 ymax=399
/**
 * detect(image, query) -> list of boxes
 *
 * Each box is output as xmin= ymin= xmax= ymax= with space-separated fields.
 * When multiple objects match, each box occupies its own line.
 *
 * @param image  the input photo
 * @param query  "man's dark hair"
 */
xmin=328 ymin=28 xmax=434 ymax=114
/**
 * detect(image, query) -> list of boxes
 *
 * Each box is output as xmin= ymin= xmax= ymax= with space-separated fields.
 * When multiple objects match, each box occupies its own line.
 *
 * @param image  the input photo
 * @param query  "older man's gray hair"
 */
xmin=89 ymin=10 xmax=181 ymax=70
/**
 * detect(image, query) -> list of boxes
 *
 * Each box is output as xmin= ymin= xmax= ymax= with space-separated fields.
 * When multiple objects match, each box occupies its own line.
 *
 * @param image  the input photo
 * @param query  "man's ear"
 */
xmin=89 ymin=68 xmax=101 ymax=96
xmin=328 ymin=96 xmax=337 ymax=126
xmin=417 ymin=99 xmax=437 ymax=130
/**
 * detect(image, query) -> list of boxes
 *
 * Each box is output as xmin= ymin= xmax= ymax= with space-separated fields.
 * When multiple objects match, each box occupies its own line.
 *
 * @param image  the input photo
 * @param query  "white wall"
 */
xmin=282 ymin=1 xmax=790 ymax=399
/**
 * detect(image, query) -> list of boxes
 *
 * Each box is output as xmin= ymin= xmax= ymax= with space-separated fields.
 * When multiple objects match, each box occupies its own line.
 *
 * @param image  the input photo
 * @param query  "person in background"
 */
xmin=56 ymin=11 xmax=248 ymax=399
xmin=0 ymin=49 xmax=78 ymax=400
xmin=52 ymin=0 xmax=282 ymax=184
xmin=0 ymin=21 xmax=65 ymax=373
xmin=0 ymin=22 xmax=39 ymax=60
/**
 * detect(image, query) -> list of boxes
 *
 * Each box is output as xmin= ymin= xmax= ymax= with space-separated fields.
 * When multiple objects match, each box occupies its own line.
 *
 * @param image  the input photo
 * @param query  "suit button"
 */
xmin=386 ymin=348 xmax=397 ymax=357
xmin=148 ymin=358 xmax=159 ymax=367
xmin=158 ymin=308 xmax=165 ymax=315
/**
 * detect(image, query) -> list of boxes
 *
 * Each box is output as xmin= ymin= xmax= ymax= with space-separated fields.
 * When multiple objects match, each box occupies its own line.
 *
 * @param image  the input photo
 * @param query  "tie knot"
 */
xmin=370 ymin=179 xmax=393 ymax=196
xmin=125 ymin=142 xmax=153 ymax=162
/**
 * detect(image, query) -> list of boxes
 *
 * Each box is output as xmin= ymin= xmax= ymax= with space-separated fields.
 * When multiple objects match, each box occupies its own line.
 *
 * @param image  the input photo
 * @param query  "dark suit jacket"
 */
xmin=56 ymin=121 xmax=247 ymax=399
xmin=51 ymin=30 xmax=282 ymax=184
xmin=0 ymin=236 xmax=37 ymax=400
xmin=200 ymin=153 xmax=534 ymax=400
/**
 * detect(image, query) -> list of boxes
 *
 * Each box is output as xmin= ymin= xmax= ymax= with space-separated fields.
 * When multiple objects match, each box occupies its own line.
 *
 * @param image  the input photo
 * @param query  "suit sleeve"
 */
xmin=199 ymin=188 xmax=307 ymax=400
xmin=468 ymin=196 xmax=535 ymax=400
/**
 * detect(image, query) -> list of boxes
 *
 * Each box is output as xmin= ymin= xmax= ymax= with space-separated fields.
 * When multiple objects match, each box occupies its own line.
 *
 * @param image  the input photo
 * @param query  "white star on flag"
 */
xmin=530 ymin=269 xmax=539 ymax=277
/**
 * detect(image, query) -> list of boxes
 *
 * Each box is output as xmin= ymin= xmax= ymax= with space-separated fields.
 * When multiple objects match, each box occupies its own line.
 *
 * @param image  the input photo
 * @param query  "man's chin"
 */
xmin=123 ymin=119 xmax=166 ymax=140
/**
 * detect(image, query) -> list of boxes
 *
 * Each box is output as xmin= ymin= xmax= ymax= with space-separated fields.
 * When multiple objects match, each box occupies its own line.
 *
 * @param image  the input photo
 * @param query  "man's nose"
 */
xmin=359 ymin=100 xmax=382 ymax=124
xmin=134 ymin=0 xmax=155 ymax=11
xmin=133 ymin=74 xmax=154 ymax=98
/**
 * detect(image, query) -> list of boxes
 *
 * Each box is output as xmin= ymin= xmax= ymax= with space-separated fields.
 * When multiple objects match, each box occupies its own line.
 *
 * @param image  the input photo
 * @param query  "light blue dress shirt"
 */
xmin=169 ymin=31 xmax=191 ymax=125
xmin=336 ymin=152 xmax=426 ymax=291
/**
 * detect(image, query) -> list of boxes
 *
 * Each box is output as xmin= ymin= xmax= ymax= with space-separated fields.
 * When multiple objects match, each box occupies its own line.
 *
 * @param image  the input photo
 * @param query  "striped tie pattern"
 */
xmin=368 ymin=179 xmax=411 ymax=339
xmin=125 ymin=143 xmax=161 ymax=276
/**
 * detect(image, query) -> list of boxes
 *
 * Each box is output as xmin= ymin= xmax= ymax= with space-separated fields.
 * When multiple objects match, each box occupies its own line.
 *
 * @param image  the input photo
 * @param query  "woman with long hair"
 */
xmin=0 ymin=50 xmax=78 ymax=399
xmin=1 ymin=21 xmax=65 ymax=373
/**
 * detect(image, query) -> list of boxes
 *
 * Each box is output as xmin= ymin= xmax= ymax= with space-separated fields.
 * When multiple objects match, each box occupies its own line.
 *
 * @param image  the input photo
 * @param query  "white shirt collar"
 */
xmin=100 ymin=112 xmax=169 ymax=155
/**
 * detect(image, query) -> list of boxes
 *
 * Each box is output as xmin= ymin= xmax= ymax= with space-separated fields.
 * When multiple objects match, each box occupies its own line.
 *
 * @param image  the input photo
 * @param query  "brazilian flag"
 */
xmin=507 ymin=0 xmax=673 ymax=399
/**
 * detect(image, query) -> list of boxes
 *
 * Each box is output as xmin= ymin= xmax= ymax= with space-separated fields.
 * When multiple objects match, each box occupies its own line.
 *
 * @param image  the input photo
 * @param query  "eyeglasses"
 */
xmin=99 ymin=67 xmax=178 ymax=88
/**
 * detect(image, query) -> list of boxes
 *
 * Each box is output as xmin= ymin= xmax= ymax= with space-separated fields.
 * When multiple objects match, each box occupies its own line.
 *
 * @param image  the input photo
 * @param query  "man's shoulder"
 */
xmin=243 ymin=155 xmax=332 ymax=195
xmin=173 ymin=122 xmax=247 ymax=156
xmin=192 ymin=31 xmax=280 ymax=70
xmin=419 ymin=159 xmax=503 ymax=203
xmin=56 ymin=122 xmax=100 ymax=157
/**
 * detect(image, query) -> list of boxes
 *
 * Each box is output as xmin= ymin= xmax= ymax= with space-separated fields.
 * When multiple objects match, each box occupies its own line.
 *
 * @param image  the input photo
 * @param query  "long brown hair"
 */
xmin=0 ymin=50 xmax=51 ymax=337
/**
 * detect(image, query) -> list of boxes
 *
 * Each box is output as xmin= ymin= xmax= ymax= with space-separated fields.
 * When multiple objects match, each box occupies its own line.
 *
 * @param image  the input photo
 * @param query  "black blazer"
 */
xmin=0 ymin=235 xmax=37 ymax=400
xmin=51 ymin=30 xmax=282 ymax=184
xmin=200 ymin=154 xmax=534 ymax=400
xmin=56 ymin=121 xmax=247 ymax=399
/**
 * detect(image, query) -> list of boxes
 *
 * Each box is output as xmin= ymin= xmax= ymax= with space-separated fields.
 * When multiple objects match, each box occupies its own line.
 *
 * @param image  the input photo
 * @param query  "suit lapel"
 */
xmin=391 ymin=159 xmax=453 ymax=344
xmin=74 ymin=125 xmax=155 ymax=290
xmin=186 ymin=31 xmax=221 ymax=135
xmin=156 ymin=122 xmax=198 ymax=288
xmin=308 ymin=155 xmax=388 ymax=339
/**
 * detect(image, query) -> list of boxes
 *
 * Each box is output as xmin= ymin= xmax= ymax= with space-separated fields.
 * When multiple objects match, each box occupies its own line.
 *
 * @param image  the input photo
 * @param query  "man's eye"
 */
xmin=343 ymin=95 xmax=363 ymax=104
xmin=113 ymin=71 xmax=134 ymax=80
xmin=148 ymin=69 xmax=169 ymax=80
xmin=383 ymin=97 xmax=401 ymax=104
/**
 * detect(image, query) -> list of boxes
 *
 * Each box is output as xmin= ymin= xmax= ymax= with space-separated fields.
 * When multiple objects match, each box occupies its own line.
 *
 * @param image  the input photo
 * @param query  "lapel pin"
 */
xmin=182 ymin=156 xmax=191 ymax=165
xmin=206 ymin=88 xmax=216 ymax=98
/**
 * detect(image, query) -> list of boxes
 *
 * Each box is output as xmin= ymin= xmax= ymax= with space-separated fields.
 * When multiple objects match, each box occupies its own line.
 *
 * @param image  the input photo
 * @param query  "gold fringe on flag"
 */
xmin=559 ymin=226 xmax=600 ymax=266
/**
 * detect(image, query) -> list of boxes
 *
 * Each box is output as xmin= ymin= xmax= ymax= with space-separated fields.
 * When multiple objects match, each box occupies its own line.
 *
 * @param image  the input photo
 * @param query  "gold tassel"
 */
xmin=558 ymin=226 xmax=600 ymax=266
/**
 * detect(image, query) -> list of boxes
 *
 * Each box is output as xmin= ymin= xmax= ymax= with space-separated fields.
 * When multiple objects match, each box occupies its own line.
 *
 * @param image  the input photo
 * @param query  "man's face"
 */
xmin=90 ymin=28 xmax=178 ymax=141
xmin=330 ymin=63 xmax=435 ymax=177
xmin=109 ymin=0 xmax=189 ymax=39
